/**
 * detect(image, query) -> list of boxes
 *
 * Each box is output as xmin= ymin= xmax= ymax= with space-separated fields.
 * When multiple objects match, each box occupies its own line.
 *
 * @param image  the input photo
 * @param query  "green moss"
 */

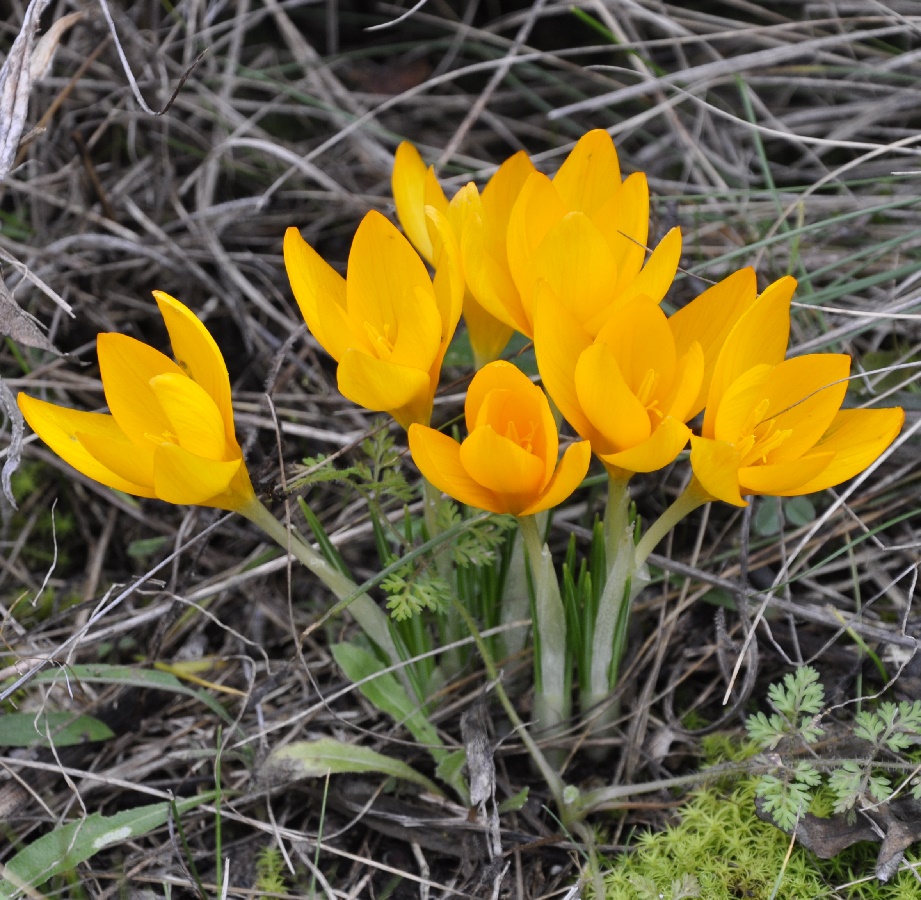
xmin=591 ymin=775 xmax=921 ymax=900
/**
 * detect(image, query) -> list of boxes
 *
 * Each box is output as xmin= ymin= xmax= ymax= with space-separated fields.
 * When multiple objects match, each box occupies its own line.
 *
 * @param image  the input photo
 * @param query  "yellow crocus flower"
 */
xmin=284 ymin=209 xmax=463 ymax=429
xmin=408 ymin=361 xmax=591 ymax=517
xmin=17 ymin=292 xmax=257 ymax=513
xmin=462 ymin=129 xmax=681 ymax=339
xmin=690 ymin=278 xmax=904 ymax=505
xmin=392 ymin=141 xmax=529 ymax=366
xmin=534 ymin=267 xmax=771 ymax=476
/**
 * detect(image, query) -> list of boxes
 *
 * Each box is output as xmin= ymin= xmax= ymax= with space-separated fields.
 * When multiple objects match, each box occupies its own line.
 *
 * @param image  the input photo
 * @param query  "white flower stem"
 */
xmin=519 ymin=514 xmax=570 ymax=742
xmin=584 ymin=476 xmax=635 ymax=724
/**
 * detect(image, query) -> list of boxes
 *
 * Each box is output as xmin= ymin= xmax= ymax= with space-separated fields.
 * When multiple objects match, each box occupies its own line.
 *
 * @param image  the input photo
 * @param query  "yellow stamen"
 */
xmin=363 ymin=320 xmax=395 ymax=359
xmin=505 ymin=418 xmax=536 ymax=453
xmin=145 ymin=430 xmax=179 ymax=446
xmin=636 ymin=368 xmax=663 ymax=422
xmin=737 ymin=405 xmax=792 ymax=467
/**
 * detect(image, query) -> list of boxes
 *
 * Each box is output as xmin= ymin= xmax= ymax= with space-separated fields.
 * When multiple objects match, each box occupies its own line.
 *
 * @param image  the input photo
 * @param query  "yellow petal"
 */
xmin=458 ymin=151 xmax=533 ymax=355
xmin=337 ymin=349 xmax=431 ymax=427
xmin=533 ymin=283 xmax=597 ymax=441
xmin=464 ymin=359 xmax=523 ymax=421
xmin=17 ymin=394 xmax=155 ymax=496
xmin=462 ymin=191 xmax=530 ymax=335
xmin=462 ymin=290 xmax=514 ymax=368
xmin=392 ymin=142 xmax=443 ymax=262
xmin=597 ymin=417 xmax=691 ymax=474
xmin=520 ymin=440 xmax=592 ymax=516
xmin=689 ymin=436 xmax=746 ymax=507
xmin=738 ymin=452 xmax=835 ymax=496
xmin=712 ymin=364 xmax=773 ymax=443
xmin=346 ymin=212 xmax=442 ymax=370
xmin=608 ymin=226 xmax=683 ymax=324
xmin=283 ymin=227 xmax=353 ymax=361
xmin=150 ymin=373 xmax=230 ymax=460
xmin=408 ymin=423 xmax=501 ymax=513
xmin=595 ymin=297 xmax=676 ymax=393
xmin=772 ymin=407 xmax=904 ymax=495
xmin=469 ymin=361 xmax=559 ymax=489
xmin=533 ymin=212 xmax=618 ymax=331
xmin=446 ymin=182 xmax=476 ymax=254
xmin=703 ymin=274 xmax=795 ymax=436
xmin=459 ymin=425 xmax=545 ymax=512
xmin=481 ymin=150 xmax=535 ymax=226
xmin=575 ymin=341 xmax=651 ymax=452
xmin=668 ymin=267 xmax=757 ymax=420
xmin=506 ymin=172 xmax=568 ymax=330
xmin=153 ymin=443 xmax=242 ymax=506
xmin=74 ymin=427 xmax=157 ymax=488
xmin=425 ymin=204 xmax=465 ymax=344
xmin=592 ymin=172 xmax=649 ymax=287
xmin=662 ymin=340 xmax=705 ymax=424
xmin=552 ymin=129 xmax=621 ymax=217
xmin=97 ymin=333 xmax=183 ymax=444
xmin=758 ymin=354 xmax=850 ymax=462
xmin=153 ymin=292 xmax=234 ymax=440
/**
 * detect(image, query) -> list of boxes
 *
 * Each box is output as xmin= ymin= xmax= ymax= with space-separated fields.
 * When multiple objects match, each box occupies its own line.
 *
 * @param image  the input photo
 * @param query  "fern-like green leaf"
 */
xmin=828 ymin=760 xmax=863 ymax=814
xmin=767 ymin=666 xmax=824 ymax=720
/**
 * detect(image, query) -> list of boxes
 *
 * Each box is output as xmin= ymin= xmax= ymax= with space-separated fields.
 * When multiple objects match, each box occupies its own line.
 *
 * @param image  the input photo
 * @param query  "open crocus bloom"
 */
xmin=284 ymin=210 xmax=463 ymax=429
xmin=408 ymin=361 xmax=591 ymax=517
xmin=17 ymin=293 xmax=257 ymax=513
xmin=534 ymin=267 xmax=775 ymax=476
xmin=392 ymin=141 xmax=529 ymax=366
xmin=462 ymin=129 xmax=682 ymax=339
xmin=690 ymin=277 xmax=904 ymax=506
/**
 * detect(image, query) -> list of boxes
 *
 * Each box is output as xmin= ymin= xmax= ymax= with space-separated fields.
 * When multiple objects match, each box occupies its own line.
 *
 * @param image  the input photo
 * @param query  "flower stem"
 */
xmin=518 ymin=515 xmax=570 ymax=743
xmin=633 ymin=478 xmax=711 ymax=570
xmin=583 ymin=477 xmax=710 ymax=740
xmin=239 ymin=497 xmax=405 ymax=674
xmin=421 ymin=477 xmax=465 ymax=677
xmin=584 ymin=476 xmax=635 ymax=727
xmin=446 ymin=591 xmax=566 ymax=810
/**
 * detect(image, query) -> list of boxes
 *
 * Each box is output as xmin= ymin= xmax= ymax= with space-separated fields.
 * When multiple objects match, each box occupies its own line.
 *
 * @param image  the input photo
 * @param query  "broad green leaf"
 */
xmin=753 ymin=499 xmax=781 ymax=536
xmin=784 ymin=496 xmax=815 ymax=528
xmin=331 ymin=643 xmax=469 ymax=802
xmin=0 ymin=712 xmax=113 ymax=748
xmin=0 ymin=794 xmax=212 ymax=898
xmin=498 ymin=786 xmax=529 ymax=813
xmin=434 ymin=748 xmax=467 ymax=790
xmin=262 ymin=737 xmax=443 ymax=797
xmin=4 ymin=664 xmax=233 ymax=724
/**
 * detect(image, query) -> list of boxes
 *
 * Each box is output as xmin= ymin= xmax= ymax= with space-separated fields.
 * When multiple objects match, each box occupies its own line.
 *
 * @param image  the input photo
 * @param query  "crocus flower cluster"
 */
xmin=385 ymin=130 xmax=903 ymax=510
xmin=17 ymin=129 xmax=903 ymax=525
xmin=13 ymin=128 xmax=906 ymax=759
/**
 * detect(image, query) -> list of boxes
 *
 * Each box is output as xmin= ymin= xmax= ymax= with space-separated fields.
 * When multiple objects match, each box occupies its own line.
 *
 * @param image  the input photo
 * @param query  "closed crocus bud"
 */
xmin=408 ymin=360 xmax=591 ymax=517
xmin=284 ymin=209 xmax=464 ymax=429
xmin=18 ymin=292 xmax=257 ymax=514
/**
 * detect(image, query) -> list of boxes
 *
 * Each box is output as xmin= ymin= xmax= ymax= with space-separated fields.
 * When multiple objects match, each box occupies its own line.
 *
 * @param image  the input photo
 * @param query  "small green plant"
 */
xmin=746 ymin=666 xmax=827 ymax=830
xmin=255 ymin=844 xmax=289 ymax=898
xmin=746 ymin=666 xmax=921 ymax=831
